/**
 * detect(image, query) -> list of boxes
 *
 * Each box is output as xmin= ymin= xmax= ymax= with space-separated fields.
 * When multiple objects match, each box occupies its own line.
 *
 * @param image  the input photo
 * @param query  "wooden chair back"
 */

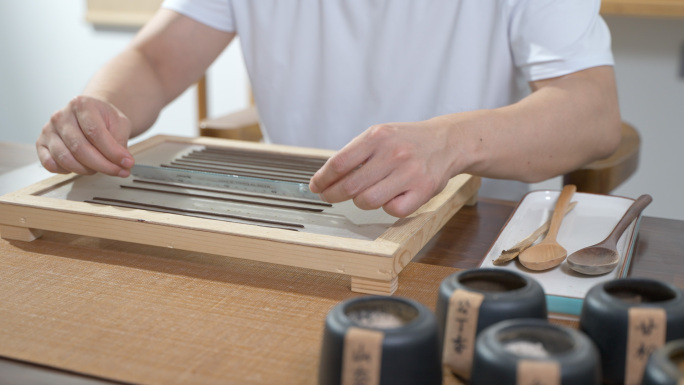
xmin=563 ymin=122 xmax=640 ymax=194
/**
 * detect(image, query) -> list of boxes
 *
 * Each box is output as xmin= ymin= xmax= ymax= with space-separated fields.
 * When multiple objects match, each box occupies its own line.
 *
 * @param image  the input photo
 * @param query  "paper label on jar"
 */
xmin=516 ymin=360 xmax=561 ymax=385
xmin=625 ymin=307 xmax=667 ymax=385
xmin=442 ymin=289 xmax=485 ymax=379
xmin=341 ymin=327 xmax=384 ymax=385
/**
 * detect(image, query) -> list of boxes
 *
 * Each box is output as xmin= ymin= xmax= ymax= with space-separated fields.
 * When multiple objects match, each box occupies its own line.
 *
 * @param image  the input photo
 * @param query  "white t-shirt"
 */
xmin=161 ymin=0 xmax=614 ymax=200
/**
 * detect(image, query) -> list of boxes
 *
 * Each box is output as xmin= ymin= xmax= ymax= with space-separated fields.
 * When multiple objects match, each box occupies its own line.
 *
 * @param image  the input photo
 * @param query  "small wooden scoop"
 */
xmin=493 ymin=201 xmax=578 ymax=265
xmin=518 ymin=185 xmax=576 ymax=271
xmin=567 ymin=194 xmax=653 ymax=275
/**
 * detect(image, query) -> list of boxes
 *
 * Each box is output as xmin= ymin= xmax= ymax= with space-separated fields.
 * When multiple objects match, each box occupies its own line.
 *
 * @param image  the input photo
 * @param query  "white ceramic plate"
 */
xmin=479 ymin=190 xmax=640 ymax=317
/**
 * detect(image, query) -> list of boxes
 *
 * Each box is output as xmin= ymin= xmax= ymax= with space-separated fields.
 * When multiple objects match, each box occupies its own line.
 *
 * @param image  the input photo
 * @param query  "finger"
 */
xmin=316 ymin=153 xmax=397 ymax=204
xmin=354 ymin=176 xmax=425 ymax=218
xmin=380 ymin=173 xmax=450 ymax=218
xmin=309 ymin=137 xmax=374 ymax=194
xmin=37 ymin=115 xmax=96 ymax=175
xmin=381 ymin=190 xmax=425 ymax=218
xmin=350 ymin=165 xmax=414 ymax=211
xmin=73 ymin=97 xmax=134 ymax=169
xmin=58 ymin=112 xmax=127 ymax=177
xmin=46 ymin=130 xmax=97 ymax=175
xmin=36 ymin=124 xmax=69 ymax=174
xmin=353 ymin=165 xmax=442 ymax=217
xmin=36 ymin=141 xmax=69 ymax=174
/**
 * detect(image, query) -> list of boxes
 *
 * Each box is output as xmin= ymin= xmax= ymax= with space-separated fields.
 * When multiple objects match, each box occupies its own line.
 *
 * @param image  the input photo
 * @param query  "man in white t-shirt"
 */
xmin=36 ymin=0 xmax=621 ymax=217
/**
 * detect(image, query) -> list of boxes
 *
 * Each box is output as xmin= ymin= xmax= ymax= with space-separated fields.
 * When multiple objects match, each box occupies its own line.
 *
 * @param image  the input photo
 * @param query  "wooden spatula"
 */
xmin=518 ymin=184 xmax=576 ymax=271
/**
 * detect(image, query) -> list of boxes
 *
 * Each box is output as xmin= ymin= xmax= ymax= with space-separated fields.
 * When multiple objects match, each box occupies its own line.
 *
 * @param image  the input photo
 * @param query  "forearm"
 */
xmin=442 ymin=66 xmax=622 ymax=183
xmin=82 ymin=9 xmax=234 ymax=138
xmin=37 ymin=9 xmax=233 ymax=178
xmin=82 ymin=49 xmax=169 ymax=137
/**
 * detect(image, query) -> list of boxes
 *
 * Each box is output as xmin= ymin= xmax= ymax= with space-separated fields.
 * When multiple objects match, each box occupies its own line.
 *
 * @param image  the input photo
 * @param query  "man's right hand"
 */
xmin=36 ymin=96 xmax=135 ymax=177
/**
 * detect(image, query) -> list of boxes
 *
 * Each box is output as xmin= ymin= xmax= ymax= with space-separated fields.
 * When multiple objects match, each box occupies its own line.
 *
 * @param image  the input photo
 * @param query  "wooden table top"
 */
xmin=1 ymin=197 xmax=682 ymax=384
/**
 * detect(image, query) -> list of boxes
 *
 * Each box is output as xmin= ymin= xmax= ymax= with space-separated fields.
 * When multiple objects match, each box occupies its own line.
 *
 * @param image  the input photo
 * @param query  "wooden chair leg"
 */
xmin=197 ymin=74 xmax=208 ymax=124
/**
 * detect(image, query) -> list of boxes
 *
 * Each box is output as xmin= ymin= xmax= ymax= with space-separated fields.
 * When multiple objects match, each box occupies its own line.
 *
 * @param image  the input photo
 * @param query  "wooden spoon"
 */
xmin=567 ymin=194 xmax=652 ymax=275
xmin=518 ymin=184 xmax=576 ymax=271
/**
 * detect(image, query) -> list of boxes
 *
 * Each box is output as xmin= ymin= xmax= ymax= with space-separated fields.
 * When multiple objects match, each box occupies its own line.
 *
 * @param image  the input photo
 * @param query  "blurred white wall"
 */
xmin=0 ymin=3 xmax=682 ymax=219
xmin=0 ymin=0 xmax=248 ymax=146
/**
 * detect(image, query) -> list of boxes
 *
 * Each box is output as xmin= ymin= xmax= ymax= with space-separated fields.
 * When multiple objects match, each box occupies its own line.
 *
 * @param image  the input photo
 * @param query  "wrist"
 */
xmin=427 ymin=109 xmax=498 ymax=179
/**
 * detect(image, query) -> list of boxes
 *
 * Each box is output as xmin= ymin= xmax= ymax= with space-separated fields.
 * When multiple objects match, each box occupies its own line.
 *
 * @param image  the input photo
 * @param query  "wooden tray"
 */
xmin=0 ymin=135 xmax=479 ymax=294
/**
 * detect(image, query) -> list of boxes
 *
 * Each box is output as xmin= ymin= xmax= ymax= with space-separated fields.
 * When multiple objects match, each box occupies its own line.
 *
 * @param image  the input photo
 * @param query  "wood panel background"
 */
xmin=84 ymin=0 xmax=684 ymax=29
xmin=601 ymin=0 xmax=684 ymax=18
xmin=85 ymin=0 xmax=164 ymax=27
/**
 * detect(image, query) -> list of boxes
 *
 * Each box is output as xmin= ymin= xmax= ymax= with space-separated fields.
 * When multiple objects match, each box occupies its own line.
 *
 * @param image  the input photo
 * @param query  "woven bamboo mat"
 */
xmin=0 ymin=231 xmax=465 ymax=385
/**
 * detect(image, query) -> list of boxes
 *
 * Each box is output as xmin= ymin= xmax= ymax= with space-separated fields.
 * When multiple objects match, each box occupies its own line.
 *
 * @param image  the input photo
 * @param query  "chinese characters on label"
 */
xmin=625 ymin=307 xmax=666 ymax=385
xmin=442 ymin=289 xmax=484 ymax=379
xmin=342 ymin=327 xmax=384 ymax=385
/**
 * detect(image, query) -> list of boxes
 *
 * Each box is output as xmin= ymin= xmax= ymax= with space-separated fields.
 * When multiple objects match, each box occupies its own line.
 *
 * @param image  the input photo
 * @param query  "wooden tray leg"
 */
xmin=0 ymin=225 xmax=43 ymax=242
xmin=465 ymin=191 xmax=478 ymax=206
xmin=350 ymin=276 xmax=398 ymax=295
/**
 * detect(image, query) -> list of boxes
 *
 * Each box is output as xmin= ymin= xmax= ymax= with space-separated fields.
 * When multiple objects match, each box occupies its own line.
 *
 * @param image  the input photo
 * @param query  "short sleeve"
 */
xmin=162 ymin=0 xmax=235 ymax=32
xmin=509 ymin=0 xmax=614 ymax=81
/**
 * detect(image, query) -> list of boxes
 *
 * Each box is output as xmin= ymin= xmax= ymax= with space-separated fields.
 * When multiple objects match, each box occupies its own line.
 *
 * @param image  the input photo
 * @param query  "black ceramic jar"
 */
xmin=579 ymin=278 xmax=684 ymax=385
xmin=318 ymin=296 xmax=441 ymax=385
xmin=470 ymin=318 xmax=601 ymax=385
xmin=641 ymin=339 xmax=684 ymax=385
xmin=436 ymin=268 xmax=547 ymax=379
